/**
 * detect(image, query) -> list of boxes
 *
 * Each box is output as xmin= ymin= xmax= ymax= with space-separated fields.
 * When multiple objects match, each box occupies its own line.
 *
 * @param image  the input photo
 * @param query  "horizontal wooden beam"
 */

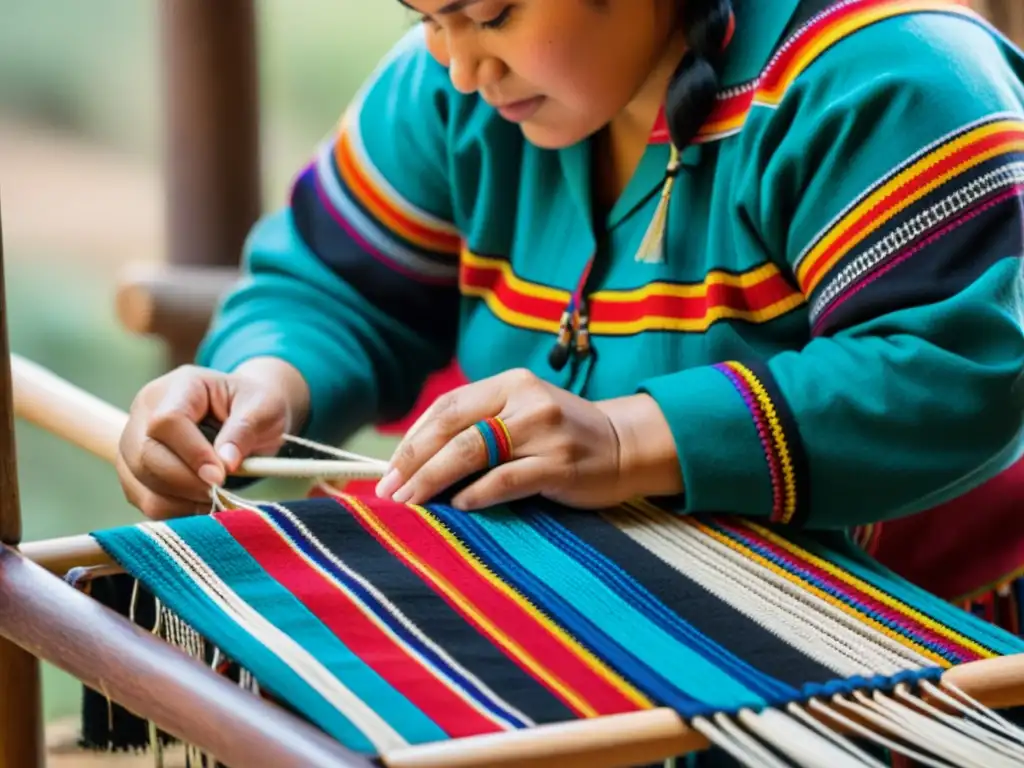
xmin=0 ymin=546 xmax=375 ymax=768
xmin=115 ymin=262 xmax=239 ymax=346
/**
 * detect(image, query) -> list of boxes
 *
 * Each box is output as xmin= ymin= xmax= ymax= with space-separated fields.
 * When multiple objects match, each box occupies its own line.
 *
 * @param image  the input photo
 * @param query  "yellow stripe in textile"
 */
xmin=742 ymin=519 xmax=998 ymax=659
xmin=410 ymin=504 xmax=653 ymax=710
xmin=342 ymin=495 xmax=651 ymax=716
xmin=684 ymin=517 xmax=955 ymax=667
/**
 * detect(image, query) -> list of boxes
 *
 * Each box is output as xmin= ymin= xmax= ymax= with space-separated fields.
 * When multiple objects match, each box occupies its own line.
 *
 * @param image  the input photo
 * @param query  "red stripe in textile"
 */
xmin=345 ymin=496 xmax=642 ymax=717
xmin=217 ymin=508 xmax=504 ymax=737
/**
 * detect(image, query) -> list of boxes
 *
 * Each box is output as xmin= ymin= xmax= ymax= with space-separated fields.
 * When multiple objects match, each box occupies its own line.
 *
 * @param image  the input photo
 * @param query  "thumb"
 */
xmin=212 ymin=385 xmax=287 ymax=473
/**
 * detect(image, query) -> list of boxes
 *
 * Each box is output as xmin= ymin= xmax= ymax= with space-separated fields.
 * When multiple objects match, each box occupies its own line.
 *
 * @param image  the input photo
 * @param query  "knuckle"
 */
xmin=506 ymin=367 xmax=536 ymax=387
xmin=432 ymin=392 xmax=458 ymax=416
xmin=137 ymin=492 xmax=164 ymax=520
xmin=458 ymin=430 xmax=482 ymax=463
xmin=497 ymin=470 xmax=519 ymax=494
xmin=533 ymin=399 xmax=564 ymax=427
xmin=137 ymin=437 xmax=163 ymax=474
xmin=432 ymin=400 xmax=463 ymax=433
xmin=398 ymin=440 xmax=418 ymax=465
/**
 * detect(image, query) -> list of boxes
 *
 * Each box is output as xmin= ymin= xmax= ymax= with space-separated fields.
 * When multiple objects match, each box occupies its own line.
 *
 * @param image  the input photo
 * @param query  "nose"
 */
xmin=446 ymin=29 xmax=504 ymax=95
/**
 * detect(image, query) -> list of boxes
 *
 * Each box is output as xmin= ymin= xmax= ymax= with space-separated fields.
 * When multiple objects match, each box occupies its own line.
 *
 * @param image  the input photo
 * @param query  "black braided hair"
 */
xmin=665 ymin=0 xmax=734 ymax=148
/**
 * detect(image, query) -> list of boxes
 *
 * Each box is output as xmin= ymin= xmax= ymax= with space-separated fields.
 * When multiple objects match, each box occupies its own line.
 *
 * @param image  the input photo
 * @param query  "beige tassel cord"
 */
xmin=635 ymin=144 xmax=682 ymax=265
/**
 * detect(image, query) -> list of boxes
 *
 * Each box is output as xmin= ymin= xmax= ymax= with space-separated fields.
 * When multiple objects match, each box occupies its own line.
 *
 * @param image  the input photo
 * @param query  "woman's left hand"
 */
xmin=374 ymin=368 xmax=682 ymax=511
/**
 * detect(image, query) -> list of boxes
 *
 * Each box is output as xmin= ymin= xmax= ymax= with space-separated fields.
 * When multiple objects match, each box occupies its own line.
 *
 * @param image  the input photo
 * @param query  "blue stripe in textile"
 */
xmin=526 ymin=510 xmax=798 ymax=704
xmin=96 ymin=515 xmax=448 ymax=748
xmin=260 ymin=503 xmax=531 ymax=730
xmin=784 ymin=528 xmax=1024 ymax=657
xmin=92 ymin=519 xmax=385 ymax=753
xmin=426 ymin=505 xmax=695 ymax=711
xmin=432 ymin=504 xmax=770 ymax=715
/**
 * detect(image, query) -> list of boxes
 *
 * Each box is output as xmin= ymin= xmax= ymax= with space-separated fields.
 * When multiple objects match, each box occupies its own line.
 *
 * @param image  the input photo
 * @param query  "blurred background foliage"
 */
xmin=0 ymin=0 xmax=411 ymax=722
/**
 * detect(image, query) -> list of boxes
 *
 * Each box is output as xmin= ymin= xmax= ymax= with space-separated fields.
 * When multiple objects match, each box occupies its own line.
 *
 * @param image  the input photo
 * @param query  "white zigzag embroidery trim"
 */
xmin=809 ymin=161 xmax=1024 ymax=325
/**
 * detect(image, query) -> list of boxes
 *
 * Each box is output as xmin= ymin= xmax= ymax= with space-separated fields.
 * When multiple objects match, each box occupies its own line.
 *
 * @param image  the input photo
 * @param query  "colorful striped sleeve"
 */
xmin=640 ymin=10 xmax=1024 ymax=529
xmin=197 ymin=29 xmax=462 ymax=443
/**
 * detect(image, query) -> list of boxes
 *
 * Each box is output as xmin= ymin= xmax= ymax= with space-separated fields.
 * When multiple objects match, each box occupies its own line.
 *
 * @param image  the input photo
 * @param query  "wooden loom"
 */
xmin=4 ymin=220 xmax=1024 ymax=768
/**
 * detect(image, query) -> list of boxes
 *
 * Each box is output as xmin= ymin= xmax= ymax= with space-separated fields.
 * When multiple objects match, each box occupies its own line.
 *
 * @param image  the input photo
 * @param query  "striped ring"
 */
xmin=474 ymin=417 xmax=514 ymax=468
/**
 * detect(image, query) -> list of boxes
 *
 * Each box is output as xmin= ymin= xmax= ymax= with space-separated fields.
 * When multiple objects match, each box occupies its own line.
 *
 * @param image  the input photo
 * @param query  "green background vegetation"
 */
xmin=0 ymin=0 xmax=412 ymax=722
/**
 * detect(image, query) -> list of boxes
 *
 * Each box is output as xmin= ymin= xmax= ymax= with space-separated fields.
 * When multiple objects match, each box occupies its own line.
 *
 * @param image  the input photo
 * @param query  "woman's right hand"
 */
xmin=116 ymin=358 xmax=310 ymax=520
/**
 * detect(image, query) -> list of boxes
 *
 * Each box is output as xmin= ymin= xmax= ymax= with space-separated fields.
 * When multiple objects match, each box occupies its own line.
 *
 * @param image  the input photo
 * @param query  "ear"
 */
xmin=423 ymin=23 xmax=451 ymax=67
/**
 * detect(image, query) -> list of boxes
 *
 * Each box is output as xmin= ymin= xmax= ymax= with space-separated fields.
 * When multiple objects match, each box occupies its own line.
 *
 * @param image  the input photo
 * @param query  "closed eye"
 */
xmin=479 ymin=5 xmax=513 ymax=30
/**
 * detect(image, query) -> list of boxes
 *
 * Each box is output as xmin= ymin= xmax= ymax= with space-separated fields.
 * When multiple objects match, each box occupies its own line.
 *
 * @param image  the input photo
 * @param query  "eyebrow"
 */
xmin=399 ymin=0 xmax=485 ymax=15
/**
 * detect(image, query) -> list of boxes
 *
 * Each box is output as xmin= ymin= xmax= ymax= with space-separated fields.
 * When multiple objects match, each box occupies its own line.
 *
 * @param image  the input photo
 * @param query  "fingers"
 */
xmin=450 ymin=456 xmax=560 ymax=511
xmin=213 ymin=386 xmax=289 ymax=473
xmin=116 ymin=451 xmax=209 ymax=521
xmin=390 ymin=421 xmax=497 ymax=505
xmin=146 ymin=408 xmax=225 ymax=490
xmin=378 ymin=380 xmax=506 ymax=499
xmin=121 ymin=373 xmax=221 ymax=500
xmin=118 ymin=364 xmax=291 ymax=521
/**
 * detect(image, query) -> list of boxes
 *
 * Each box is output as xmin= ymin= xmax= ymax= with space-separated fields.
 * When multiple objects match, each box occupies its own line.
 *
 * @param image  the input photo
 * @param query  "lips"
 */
xmin=493 ymin=95 xmax=545 ymax=123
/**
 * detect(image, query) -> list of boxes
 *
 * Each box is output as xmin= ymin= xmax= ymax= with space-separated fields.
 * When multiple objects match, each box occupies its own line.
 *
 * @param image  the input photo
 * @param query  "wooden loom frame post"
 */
xmin=158 ymin=0 xmax=261 ymax=368
xmin=0 ymin=190 xmax=46 ymax=768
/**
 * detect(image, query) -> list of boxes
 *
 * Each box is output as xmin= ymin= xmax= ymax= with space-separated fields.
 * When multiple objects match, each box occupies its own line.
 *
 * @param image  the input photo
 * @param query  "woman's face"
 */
xmin=401 ymin=0 xmax=677 ymax=148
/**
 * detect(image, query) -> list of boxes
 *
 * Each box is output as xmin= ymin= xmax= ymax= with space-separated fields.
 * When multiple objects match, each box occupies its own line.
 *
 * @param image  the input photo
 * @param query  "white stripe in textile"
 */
xmin=609 ymin=507 xmax=868 ymax=677
xmin=265 ymin=503 xmax=533 ymax=730
xmin=340 ymin=99 xmax=460 ymax=238
xmin=612 ymin=504 xmax=934 ymax=677
xmin=315 ymin=139 xmax=459 ymax=281
xmin=143 ymin=523 xmax=407 ymax=753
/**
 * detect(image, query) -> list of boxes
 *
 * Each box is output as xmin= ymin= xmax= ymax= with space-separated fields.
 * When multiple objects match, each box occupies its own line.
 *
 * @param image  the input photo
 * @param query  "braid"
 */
xmin=665 ymin=0 xmax=734 ymax=148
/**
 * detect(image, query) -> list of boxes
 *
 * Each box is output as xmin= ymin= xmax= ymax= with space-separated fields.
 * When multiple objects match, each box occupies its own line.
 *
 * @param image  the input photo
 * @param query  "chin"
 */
xmin=519 ymin=121 xmax=591 ymax=150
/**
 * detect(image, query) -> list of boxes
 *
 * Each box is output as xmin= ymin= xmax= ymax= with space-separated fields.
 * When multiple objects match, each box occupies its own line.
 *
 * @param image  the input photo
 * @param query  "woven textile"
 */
xmin=88 ymin=491 xmax=1024 ymax=759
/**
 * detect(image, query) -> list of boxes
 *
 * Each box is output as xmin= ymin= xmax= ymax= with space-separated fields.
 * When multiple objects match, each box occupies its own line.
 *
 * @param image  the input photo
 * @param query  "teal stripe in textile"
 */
xmin=94 ymin=515 xmax=445 ymax=752
xmin=440 ymin=504 xmax=783 ymax=710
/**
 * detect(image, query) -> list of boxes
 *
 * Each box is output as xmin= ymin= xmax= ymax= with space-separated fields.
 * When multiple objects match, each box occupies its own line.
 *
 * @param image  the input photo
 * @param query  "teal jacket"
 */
xmin=198 ymin=0 xmax=1024 ymax=536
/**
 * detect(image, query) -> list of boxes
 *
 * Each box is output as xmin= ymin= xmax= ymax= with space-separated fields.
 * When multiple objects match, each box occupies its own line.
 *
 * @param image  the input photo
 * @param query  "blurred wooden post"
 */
xmin=159 ymin=0 xmax=262 ymax=367
xmin=974 ymin=0 xmax=1024 ymax=45
xmin=0 ymin=198 xmax=45 ymax=767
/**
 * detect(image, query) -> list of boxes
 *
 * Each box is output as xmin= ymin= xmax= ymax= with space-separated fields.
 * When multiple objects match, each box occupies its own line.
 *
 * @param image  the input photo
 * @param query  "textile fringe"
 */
xmin=69 ymin=570 xmax=262 ymax=767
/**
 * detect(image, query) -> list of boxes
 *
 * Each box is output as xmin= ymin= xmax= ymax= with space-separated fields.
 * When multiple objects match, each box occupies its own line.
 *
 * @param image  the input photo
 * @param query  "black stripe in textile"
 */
xmin=293 ymin=497 xmax=579 ymax=725
xmin=550 ymin=506 xmax=838 ymax=689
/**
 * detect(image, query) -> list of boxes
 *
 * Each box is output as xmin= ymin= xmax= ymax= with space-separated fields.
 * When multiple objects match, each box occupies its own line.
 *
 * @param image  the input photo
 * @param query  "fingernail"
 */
xmin=218 ymin=443 xmax=241 ymax=469
xmin=392 ymin=483 xmax=413 ymax=504
xmin=198 ymin=463 xmax=224 ymax=486
xmin=375 ymin=468 xmax=401 ymax=499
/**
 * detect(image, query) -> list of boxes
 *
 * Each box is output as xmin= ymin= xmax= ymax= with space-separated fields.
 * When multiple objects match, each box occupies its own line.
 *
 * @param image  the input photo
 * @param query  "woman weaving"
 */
xmin=118 ymin=0 xmax=1024 ymax=640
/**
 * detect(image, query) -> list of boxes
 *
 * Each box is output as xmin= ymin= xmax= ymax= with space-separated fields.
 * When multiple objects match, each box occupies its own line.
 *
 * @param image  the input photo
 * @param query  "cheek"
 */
xmin=513 ymin=38 xmax=621 ymax=111
xmin=424 ymin=26 xmax=450 ymax=67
